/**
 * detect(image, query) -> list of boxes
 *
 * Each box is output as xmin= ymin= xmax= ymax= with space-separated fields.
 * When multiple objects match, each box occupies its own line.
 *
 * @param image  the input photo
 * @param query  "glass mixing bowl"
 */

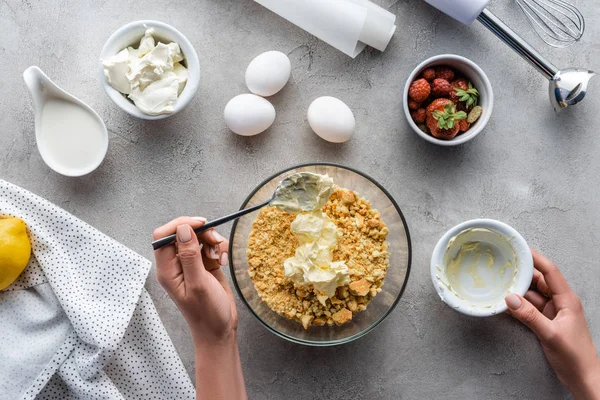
xmin=229 ymin=163 xmax=411 ymax=346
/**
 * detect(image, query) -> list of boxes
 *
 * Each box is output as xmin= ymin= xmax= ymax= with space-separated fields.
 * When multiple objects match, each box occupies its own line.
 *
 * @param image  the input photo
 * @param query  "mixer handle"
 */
xmin=477 ymin=8 xmax=559 ymax=79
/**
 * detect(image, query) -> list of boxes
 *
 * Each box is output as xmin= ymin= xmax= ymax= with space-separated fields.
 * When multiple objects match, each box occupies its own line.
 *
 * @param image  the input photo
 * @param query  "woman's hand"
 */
xmin=153 ymin=216 xmax=235 ymax=344
xmin=505 ymin=249 xmax=600 ymax=399
xmin=153 ymin=217 xmax=247 ymax=400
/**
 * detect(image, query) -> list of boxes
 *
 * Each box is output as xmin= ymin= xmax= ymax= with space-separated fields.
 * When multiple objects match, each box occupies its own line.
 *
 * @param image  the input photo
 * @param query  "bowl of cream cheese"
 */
xmin=430 ymin=219 xmax=533 ymax=317
xmin=99 ymin=20 xmax=200 ymax=119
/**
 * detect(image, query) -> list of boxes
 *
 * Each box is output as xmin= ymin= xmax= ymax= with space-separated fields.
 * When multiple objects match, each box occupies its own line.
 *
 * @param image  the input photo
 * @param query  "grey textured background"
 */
xmin=1 ymin=0 xmax=598 ymax=398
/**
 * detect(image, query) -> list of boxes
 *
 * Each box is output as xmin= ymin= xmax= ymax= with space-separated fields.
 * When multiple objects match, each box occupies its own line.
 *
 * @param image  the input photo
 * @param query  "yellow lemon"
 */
xmin=0 ymin=217 xmax=31 ymax=290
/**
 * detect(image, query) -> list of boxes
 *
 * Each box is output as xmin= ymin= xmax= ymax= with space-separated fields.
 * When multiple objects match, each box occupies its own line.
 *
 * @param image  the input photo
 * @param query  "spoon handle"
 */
xmin=152 ymin=199 xmax=271 ymax=250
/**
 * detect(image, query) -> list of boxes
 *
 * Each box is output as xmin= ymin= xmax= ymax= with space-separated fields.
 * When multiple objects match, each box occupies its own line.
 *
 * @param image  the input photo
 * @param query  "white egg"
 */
xmin=307 ymin=96 xmax=355 ymax=143
xmin=245 ymin=51 xmax=291 ymax=97
xmin=224 ymin=94 xmax=276 ymax=136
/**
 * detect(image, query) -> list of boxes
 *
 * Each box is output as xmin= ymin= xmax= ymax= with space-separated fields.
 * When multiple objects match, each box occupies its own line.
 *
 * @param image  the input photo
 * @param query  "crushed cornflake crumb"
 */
xmin=246 ymin=187 xmax=390 ymax=329
xmin=349 ymin=278 xmax=371 ymax=297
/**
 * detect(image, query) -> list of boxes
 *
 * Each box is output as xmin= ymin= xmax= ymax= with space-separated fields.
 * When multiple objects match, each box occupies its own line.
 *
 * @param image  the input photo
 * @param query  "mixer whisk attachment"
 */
xmin=515 ymin=0 xmax=585 ymax=48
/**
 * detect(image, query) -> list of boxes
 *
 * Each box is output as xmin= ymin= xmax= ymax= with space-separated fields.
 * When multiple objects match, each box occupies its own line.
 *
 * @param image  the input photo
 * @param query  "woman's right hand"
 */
xmin=153 ymin=217 xmax=247 ymax=400
xmin=505 ymin=249 xmax=600 ymax=399
xmin=153 ymin=216 xmax=235 ymax=344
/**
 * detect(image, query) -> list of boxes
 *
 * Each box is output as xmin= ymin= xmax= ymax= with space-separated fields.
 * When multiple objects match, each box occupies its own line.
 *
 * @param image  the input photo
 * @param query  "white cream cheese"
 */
xmin=283 ymin=211 xmax=350 ymax=300
xmin=271 ymin=173 xmax=335 ymax=214
xmin=102 ymin=28 xmax=188 ymax=115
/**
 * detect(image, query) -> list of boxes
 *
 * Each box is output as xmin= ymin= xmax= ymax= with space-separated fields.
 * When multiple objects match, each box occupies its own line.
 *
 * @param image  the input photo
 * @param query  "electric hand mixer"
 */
xmin=424 ymin=0 xmax=595 ymax=112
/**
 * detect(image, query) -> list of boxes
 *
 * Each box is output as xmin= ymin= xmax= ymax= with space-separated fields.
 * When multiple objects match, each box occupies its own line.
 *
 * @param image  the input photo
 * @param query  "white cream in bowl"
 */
xmin=102 ymin=28 xmax=188 ymax=115
xmin=431 ymin=219 xmax=533 ymax=317
xmin=99 ymin=20 xmax=200 ymax=120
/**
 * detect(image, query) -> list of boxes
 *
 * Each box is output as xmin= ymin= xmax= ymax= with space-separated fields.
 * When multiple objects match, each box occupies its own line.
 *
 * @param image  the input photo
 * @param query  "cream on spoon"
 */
xmin=23 ymin=66 xmax=108 ymax=177
xmin=152 ymin=172 xmax=335 ymax=250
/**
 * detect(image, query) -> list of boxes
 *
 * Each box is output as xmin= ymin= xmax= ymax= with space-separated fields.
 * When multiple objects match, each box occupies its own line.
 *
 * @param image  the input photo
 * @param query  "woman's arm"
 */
xmin=505 ymin=249 xmax=600 ymax=400
xmin=153 ymin=217 xmax=248 ymax=400
xmin=194 ymin=333 xmax=246 ymax=400
xmin=573 ymin=364 xmax=600 ymax=400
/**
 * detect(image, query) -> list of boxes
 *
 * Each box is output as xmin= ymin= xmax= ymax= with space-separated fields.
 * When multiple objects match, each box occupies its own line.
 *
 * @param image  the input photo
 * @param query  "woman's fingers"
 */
xmin=152 ymin=216 xmax=224 ymax=250
xmin=198 ymin=229 xmax=227 ymax=246
xmin=153 ymin=216 xmax=207 ymax=239
xmin=532 ymin=269 xmax=552 ymax=298
xmin=176 ymin=224 xmax=207 ymax=285
xmin=531 ymin=249 xmax=579 ymax=311
xmin=153 ymin=217 xmax=207 ymax=266
xmin=154 ymin=217 xmax=207 ymax=294
xmin=505 ymin=293 xmax=554 ymax=342
xmin=202 ymin=240 xmax=229 ymax=271
xmin=524 ymin=290 xmax=548 ymax=312
xmin=531 ymin=249 xmax=571 ymax=296
xmin=542 ymin=300 xmax=558 ymax=320
xmin=152 ymin=217 xmax=228 ymax=290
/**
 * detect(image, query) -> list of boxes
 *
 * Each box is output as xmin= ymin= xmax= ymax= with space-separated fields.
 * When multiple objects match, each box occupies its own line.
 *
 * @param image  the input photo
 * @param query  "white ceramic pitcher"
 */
xmin=23 ymin=66 xmax=108 ymax=177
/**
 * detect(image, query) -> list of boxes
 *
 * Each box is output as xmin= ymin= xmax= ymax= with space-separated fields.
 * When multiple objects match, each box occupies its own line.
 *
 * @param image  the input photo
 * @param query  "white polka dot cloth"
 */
xmin=0 ymin=180 xmax=195 ymax=399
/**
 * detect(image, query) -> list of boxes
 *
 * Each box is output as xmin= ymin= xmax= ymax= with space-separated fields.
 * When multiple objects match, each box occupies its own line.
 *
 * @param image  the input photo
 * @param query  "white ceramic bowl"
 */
xmin=430 ymin=219 xmax=533 ymax=317
xmin=99 ymin=20 xmax=200 ymax=120
xmin=403 ymin=54 xmax=494 ymax=146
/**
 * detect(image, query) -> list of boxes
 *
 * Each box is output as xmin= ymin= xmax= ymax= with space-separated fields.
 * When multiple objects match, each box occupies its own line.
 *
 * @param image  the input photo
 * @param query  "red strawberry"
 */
xmin=408 ymin=78 xmax=431 ymax=103
xmin=457 ymin=119 xmax=470 ymax=132
xmin=435 ymin=66 xmax=455 ymax=82
xmin=426 ymin=98 xmax=460 ymax=140
xmin=408 ymin=99 xmax=422 ymax=110
xmin=431 ymin=78 xmax=452 ymax=98
xmin=426 ymin=98 xmax=451 ymax=117
xmin=451 ymin=78 xmax=469 ymax=90
xmin=411 ymin=108 xmax=426 ymax=123
xmin=422 ymin=68 xmax=436 ymax=82
xmin=449 ymin=78 xmax=469 ymax=103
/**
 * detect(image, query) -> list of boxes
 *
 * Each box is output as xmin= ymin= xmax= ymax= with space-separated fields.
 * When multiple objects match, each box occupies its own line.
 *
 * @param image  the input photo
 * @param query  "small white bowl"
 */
xmin=99 ymin=20 xmax=200 ymax=120
xmin=430 ymin=219 xmax=533 ymax=317
xmin=403 ymin=54 xmax=494 ymax=146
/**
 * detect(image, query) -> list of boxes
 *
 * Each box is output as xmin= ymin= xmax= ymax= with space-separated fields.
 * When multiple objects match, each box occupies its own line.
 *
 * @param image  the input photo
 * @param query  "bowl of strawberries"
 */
xmin=403 ymin=54 xmax=493 ymax=146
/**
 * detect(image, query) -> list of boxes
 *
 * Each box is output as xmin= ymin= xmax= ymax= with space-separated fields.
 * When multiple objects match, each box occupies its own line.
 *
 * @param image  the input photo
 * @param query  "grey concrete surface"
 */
xmin=1 ymin=0 xmax=599 ymax=398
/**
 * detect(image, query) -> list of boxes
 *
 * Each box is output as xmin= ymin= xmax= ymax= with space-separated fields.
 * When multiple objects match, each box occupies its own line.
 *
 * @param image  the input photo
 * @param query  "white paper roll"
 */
xmin=254 ymin=0 xmax=397 ymax=58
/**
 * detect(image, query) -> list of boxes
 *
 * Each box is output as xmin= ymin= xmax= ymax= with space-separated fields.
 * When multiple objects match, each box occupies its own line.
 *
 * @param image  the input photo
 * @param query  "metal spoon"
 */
xmin=151 ymin=172 xmax=333 ymax=250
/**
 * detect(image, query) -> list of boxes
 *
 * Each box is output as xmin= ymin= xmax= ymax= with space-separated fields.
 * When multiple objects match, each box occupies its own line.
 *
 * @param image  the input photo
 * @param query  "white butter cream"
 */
xmin=102 ymin=28 xmax=188 ymax=115
xmin=284 ymin=211 xmax=350 ymax=298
